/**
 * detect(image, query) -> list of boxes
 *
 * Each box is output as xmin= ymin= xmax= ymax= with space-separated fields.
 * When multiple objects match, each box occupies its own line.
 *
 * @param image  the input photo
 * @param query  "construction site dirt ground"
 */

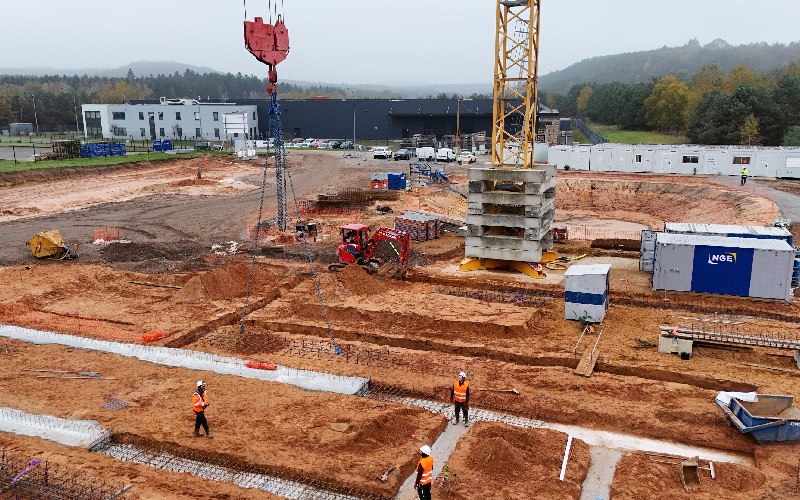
xmin=1 ymin=150 xmax=800 ymax=498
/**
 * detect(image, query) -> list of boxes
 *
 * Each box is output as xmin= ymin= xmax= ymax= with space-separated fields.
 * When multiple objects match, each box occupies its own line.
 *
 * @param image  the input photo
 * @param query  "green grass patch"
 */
xmin=586 ymin=122 xmax=687 ymax=144
xmin=0 ymin=152 xmax=196 ymax=174
xmin=571 ymin=126 xmax=591 ymax=144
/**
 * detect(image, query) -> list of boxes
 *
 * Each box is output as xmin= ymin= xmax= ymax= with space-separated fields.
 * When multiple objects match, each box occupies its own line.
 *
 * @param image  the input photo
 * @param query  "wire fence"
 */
xmin=574 ymin=117 xmax=608 ymax=145
xmin=565 ymin=225 xmax=642 ymax=241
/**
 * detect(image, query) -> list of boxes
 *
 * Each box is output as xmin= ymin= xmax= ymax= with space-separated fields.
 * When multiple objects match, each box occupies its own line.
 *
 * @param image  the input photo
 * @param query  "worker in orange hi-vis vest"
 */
xmin=450 ymin=371 xmax=470 ymax=427
xmin=192 ymin=380 xmax=212 ymax=438
xmin=414 ymin=445 xmax=434 ymax=500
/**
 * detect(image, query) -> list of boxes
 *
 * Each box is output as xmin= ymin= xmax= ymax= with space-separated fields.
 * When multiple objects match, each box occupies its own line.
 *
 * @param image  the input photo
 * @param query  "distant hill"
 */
xmin=0 ymin=61 xmax=219 ymax=78
xmin=539 ymin=39 xmax=800 ymax=93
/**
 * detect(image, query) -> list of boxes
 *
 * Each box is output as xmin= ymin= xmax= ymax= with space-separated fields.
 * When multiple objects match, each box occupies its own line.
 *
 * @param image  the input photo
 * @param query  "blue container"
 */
xmin=716 ymin=395 xmax=800 ymax=444
xmin=792 ymin=258 xmax=800 ymax=287
xmin=387 ymin=172 xmax=406 ymax=190
xmin=162 ymin=140 xmax=173 ymax=151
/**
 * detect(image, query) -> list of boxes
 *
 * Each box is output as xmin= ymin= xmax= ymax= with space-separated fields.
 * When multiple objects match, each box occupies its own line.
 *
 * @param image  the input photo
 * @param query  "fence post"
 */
xmin=13 ymin=145 xmax=16 ymax=164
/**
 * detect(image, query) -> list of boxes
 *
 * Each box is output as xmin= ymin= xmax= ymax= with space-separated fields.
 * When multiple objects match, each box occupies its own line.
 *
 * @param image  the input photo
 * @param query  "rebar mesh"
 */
xmin=95 ymin=435 xmax=389 ymax=500
xmin=0 ymin=449 xmax=127 ymax=500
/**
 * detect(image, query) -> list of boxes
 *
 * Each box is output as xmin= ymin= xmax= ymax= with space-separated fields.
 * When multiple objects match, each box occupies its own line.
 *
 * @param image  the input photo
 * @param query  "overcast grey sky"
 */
xmin=5 ymin=0 xmax=800 ymax=85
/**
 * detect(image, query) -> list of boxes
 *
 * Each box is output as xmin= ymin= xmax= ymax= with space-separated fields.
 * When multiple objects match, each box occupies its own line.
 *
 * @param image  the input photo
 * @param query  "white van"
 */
xmin=416 ymin=147 xmax=435 ymax=161
xmin=436 ymin=148 xmax=456 ymax=162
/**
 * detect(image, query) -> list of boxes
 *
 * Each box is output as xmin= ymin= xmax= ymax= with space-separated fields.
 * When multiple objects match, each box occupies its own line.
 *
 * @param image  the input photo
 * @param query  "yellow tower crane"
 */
xmin=460 ymin=0 xmax=555 ymax=277
xmin=492 ymin=0 xmax=540 ymax=168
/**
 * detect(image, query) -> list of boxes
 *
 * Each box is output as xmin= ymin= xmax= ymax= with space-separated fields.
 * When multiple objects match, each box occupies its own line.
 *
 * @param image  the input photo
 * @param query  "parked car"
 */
xmin=301 ymin=138 xmax=316 ymax=147
xmin=373 ymin=146 xmax=393 ymax=159
xmin=458 ymin=150 xmax=476 ymax=163
xmin=194 ymin=141 xmax=211 ymax=150
xmin=394 ymin=148 xmax=412 ymax=160
xmin=436 ymin=148 xmax=456 ymax=162
xmin=327 ymin=140 xmax=341 ymax=149
xmin=339 ymin=141 xmax=354 ymax=149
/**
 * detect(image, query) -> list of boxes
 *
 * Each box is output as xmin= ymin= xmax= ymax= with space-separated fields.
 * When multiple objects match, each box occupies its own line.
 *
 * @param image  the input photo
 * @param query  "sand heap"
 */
xmin=173 ymin=262 xmax=281 ymax=302
xmin=335 ymin=263 xmax=389 ymax=296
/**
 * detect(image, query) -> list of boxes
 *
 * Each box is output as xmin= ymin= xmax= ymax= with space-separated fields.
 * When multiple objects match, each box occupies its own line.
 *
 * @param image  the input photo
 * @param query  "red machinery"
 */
xmin=244 ymin=16 xmax=290 ymax=94
xmin=329 ymin=224 xmax=410 ymax=276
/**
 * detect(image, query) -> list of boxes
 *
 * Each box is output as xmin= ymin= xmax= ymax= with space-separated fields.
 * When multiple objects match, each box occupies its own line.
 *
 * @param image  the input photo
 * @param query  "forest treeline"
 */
xmin=0 ymin=69 xmax=487 ymax=133
xmin=543 ymin=61 xmax=800 ymax=146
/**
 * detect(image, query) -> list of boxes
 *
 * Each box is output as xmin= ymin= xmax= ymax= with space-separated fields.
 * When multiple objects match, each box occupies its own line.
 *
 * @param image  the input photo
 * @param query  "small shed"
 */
xmin=564 ymin=264 xmax=611 ymax=323
xmin=10 ymin=123 xmax=33 ymax=136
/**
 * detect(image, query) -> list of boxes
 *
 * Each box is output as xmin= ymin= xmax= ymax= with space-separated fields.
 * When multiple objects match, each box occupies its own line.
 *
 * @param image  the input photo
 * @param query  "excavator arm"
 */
xmin=367 ymin=227 xmax=411 ymax=266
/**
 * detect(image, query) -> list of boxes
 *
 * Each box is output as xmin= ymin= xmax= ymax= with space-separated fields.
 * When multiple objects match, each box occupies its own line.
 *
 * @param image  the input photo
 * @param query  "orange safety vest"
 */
xmin=192 ymin=391 xmax=208 ymax=413
xmin=418 ymin=455 xmax=434 ymax=485
xmin=453 ymin=380 xmax=469 ymax=403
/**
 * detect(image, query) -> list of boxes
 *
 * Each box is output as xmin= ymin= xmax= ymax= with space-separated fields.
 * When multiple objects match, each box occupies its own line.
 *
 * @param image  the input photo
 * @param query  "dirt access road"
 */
xmin=0 ymin=151 xmax=389 ymax=270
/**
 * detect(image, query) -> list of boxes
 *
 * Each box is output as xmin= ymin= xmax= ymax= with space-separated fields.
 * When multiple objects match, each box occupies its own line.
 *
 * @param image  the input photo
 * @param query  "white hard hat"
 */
xmin=420 ymin=445 xmax=432 ymax=455
xmin=197 ymin=380 xmax=205 ymax=387
xmin=459 ymin=372 xmax=466 ymax=379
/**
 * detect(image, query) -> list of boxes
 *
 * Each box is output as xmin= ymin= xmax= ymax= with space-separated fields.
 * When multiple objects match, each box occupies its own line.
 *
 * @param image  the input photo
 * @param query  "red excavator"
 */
xmin=328 ymin=224 xmax=410 ymax=278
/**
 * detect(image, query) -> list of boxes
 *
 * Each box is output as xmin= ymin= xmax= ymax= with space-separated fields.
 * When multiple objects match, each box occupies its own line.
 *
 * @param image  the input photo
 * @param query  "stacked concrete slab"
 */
xmin=465 ymin=164 xmax=556 ymax=262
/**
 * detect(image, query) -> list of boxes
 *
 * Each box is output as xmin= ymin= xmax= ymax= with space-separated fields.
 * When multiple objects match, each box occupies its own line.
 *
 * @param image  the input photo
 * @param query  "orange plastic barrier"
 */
xmin=141 ymin=330 xmax=166 ymax=342
xmin=245 ymin=361 xmax=277 ymax=370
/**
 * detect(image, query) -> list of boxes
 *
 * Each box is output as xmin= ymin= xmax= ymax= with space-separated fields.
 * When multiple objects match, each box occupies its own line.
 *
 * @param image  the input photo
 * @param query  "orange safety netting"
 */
xmin=93 ymin=226 xmax=121 ymax=242
xmin=141 ymin=330 xmax=166 ymax=342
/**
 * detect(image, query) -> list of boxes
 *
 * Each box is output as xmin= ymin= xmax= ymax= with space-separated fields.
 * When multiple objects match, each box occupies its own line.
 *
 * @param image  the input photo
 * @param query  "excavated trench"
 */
xmin=250 ymin=320 xmax=757 ymax=393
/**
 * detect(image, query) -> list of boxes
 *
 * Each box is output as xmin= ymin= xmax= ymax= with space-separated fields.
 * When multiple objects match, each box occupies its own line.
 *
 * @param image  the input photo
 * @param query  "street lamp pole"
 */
xmin=346 ymin=87 xmax=356 ymax=152
xmin=28 ymin=92 xmax=39 ymax=135
xmin=74 ymin=95 xmax=80 ymax=134
xmin=456 ymin=97 xmax=473 ymax=154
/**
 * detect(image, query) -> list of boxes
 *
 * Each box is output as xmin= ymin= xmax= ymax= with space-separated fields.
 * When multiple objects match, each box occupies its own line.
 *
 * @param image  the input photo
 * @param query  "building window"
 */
xmin=194 ymin=112 xmax=200 ymax=120
xmin=214 ymin=128 xmax=220 ymax=138
xmin=176 ymin=127 xmax=183 ymax=137
xmin=195 ymin=128 xmax=201 ymax=137
xmin=158 ymin=112 xmax=163 ymax=120
xmin=213 ymin=112 xmax=219 ymax=121
xmin=112 ymin=112 xmax=125 ymax=120
xmin=234 ymin=133 xmax=239 ymax=138
xmin=733 ymin=156 xmax=751 ymax=165
xmin=159 ymin=128 xmax=165 ymax=137
xmin=111 ymin=126 xmax=126 ymax=136
xmin=635 ymin=154 xmax=642 ymax=163
xmin=140 ymin=128 xmax=146 ymax=137
xmin=682 ymin=155 xmax=699 ymax=164
xmin=176 ymin=112 xmax=181 ymax=120
xmin=253 ymin=112 xmax=256 ymax=120
xmin=138 ymin=112 xmax=144 ymax=120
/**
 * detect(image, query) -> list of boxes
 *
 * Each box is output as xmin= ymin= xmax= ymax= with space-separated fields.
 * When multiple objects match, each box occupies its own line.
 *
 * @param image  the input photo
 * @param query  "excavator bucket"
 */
xmin=27 ymin=230 xmax=79 ymax=260
xmin=375 ymin=262 xmax=407 ymax=279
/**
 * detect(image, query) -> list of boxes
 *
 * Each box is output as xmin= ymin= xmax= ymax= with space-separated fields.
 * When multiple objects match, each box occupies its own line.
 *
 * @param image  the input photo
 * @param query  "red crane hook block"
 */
xmin=244 ymin=15 xmax=290 ymax=88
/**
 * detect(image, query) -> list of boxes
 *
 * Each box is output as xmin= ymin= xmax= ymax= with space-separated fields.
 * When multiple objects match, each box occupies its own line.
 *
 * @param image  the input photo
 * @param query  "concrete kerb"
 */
xmin=0 ymin=324 xmax=369 ymax=396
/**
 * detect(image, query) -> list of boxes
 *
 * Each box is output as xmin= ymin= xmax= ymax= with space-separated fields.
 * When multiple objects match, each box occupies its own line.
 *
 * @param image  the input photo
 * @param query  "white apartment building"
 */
xmin=81 ymin=98 xmax=259 ymax=141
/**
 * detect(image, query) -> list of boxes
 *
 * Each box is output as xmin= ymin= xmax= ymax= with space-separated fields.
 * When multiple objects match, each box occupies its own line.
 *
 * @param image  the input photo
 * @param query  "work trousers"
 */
xmin=741 ymin=175 xmax=747 ymax=185
xmin=194 ymin=411 xmax=209 ymax=435
xmin=454 ymin=401 xmax=468 ymax=423
xmin=416 ymin=483 xmax=431 ymax=500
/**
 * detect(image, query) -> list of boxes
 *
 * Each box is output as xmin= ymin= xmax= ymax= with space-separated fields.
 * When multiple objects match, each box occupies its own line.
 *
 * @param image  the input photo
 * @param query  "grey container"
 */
xmin=664 ymin=223 xmax=793 ymax=245
xmin=652 ymin=233 xmax=795 ymax=300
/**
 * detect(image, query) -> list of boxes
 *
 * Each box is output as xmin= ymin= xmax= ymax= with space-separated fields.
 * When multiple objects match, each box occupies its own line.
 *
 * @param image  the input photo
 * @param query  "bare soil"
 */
xmin=0 ymin=152 xmax=797 ymax=498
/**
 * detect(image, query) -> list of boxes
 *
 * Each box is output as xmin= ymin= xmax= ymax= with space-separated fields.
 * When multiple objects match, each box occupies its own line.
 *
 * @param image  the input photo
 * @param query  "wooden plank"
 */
xmin=575 ymin=347 xmax=599 ymax=377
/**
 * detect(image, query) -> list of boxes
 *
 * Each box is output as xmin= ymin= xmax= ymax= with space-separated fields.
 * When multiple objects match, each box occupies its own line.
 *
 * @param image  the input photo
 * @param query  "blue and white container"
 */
xmin=664 ymin=223 xmax=793 ymax=246
xmin=564 ymin=264 xmax=611 ymax=323
xmin=652 ymin=233 xmax=795 ymax=300
xmin=387 ymin=172 xmax=407 ymax=190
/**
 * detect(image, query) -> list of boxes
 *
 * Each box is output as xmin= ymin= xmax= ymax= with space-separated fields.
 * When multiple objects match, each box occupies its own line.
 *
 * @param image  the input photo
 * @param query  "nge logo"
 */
xmin=707 ymin=252 xmax=737 ymax=265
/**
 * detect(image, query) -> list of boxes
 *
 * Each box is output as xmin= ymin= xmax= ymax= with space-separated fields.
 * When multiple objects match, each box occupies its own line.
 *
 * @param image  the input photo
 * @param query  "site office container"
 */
xmin=564 ymin=264 xmax=611 ymax=323
xmin=664 ymin=223 xmax=793 ymax=246
xmin=387 ymin=172 xmax=407 ymax=190
xmin=652 ymin=233 xmax=795 ymax=301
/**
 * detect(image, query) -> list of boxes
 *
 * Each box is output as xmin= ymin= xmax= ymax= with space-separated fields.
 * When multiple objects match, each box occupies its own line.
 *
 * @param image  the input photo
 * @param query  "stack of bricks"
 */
xmin=394 ymin=212 xmax=441 ymax=241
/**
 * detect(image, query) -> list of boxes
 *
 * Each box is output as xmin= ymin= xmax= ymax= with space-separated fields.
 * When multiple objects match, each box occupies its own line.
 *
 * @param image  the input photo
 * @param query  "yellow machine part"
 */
xmin=27 ymin=229 xmax=66 ymax=258
xmin=459 ymin=258 xmax=546 ymax=278
xmin=540 ymin=251 xmax=558 ymax=262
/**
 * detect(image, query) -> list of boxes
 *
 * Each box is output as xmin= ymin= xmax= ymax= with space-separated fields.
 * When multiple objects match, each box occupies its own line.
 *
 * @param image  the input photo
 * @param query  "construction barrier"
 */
xmin=141 ymin=330 xmax=166 ymax=343
xmin=93 ymin=226 xmax=121 ymax=242
xmin=245 ymin=361 xmax=277 ymax=370
xmin=565 ymin=225 xmax=642 ymax=241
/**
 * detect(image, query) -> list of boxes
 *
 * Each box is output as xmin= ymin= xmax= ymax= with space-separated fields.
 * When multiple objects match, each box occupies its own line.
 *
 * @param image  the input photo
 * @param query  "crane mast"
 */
xmin=492 ymin=0 xmax=540 ymax=168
